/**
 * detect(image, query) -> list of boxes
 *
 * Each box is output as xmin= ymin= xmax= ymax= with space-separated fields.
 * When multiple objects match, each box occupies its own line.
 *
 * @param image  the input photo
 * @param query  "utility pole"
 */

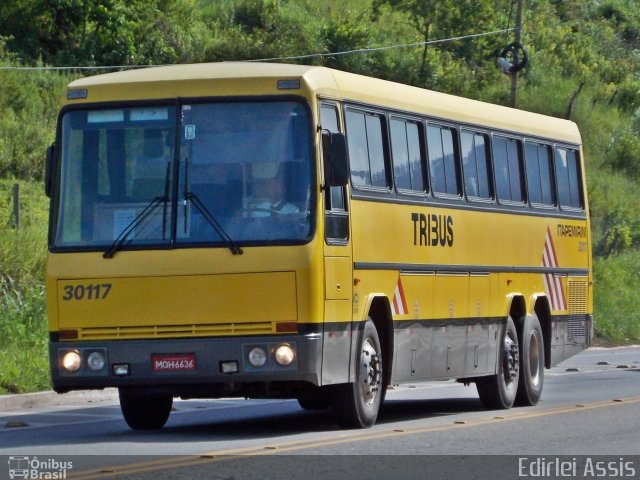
xmin=510 ymin=0 xmax=524 ymax=108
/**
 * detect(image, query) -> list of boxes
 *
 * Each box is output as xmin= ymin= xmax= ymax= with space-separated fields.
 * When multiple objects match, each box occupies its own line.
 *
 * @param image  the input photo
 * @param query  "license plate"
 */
xmin=151 ymin=353 xmax=196 ymax=372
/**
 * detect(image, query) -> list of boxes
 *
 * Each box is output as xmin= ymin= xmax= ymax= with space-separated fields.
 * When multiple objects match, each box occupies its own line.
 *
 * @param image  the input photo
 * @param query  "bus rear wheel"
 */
xmin=515 ymin=314 xmax=545 ymax=406
xmin=476 ymin=316 xmax=520 ymax=409
xmin=332 ymin=319 xmax=383 ymax=428
xmin=118 ymin=388 xmax=173 ymax=430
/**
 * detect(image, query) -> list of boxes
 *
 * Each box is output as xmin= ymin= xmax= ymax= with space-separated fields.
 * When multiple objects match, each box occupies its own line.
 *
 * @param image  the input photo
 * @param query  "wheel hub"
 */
xmin=503 ymin=335 xmax=519 ymax=385
xmin=360 ymin=339 xmax=381 ymax=406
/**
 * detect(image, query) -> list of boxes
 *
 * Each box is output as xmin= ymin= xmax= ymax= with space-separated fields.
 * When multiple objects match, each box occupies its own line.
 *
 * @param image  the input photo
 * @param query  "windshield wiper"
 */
xmin=104 ymin=162 xmax=172 ymax=259
xmin=186 ymin=192 xmax=243 ymax=255
xmin=103 ymin=195 xmax=167 ymax=259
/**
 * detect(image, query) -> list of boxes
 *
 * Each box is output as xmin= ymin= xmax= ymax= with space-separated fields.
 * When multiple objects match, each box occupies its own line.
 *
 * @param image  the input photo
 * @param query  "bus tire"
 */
xmin=332 ymin=319 xmax=383 ymax=428
xmin=118 ymin=388 xmax=173 ymax=430
xmin=515 ymin=314 xmax=545 ymax=406
xmin=476 ymin=316 xmax=520 ymax=409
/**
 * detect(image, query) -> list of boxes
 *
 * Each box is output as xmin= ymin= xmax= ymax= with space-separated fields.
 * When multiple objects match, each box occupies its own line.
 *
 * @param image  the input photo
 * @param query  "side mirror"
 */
xmin=322 ymin=131 xmax=348 ymax=187
xmin=45 ymin=143 xmax=55 ymax=198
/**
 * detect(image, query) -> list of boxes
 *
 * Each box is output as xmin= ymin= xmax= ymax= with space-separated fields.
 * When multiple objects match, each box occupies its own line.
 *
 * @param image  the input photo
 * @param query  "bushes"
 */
xmin=594 ymin=253 xmax=640 ymax=343
xmin=0 ymin=180 xmax=50 ymax=393
xmin=0 ymin=280 xmax=49 ymax=394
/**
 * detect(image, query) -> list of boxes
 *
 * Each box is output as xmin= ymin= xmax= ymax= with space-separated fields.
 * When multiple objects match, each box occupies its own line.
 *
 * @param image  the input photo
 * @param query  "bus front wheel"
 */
xmin=118 ymin=388 xmax=173 ymax=430
xmin=476 ymin=316 xmax=520 ymax=409
xmin=332 ymin=319 xmax=383 ymax=428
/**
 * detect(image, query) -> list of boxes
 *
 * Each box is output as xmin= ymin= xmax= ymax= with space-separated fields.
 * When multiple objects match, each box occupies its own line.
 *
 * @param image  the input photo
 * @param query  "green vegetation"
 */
xmin=1 ymin=0 xmax=639 ymax=393
xmin=0 ymin=180 xmax=49 ymax=394
xmin=594 ymin=253 xmax=640 ymax=344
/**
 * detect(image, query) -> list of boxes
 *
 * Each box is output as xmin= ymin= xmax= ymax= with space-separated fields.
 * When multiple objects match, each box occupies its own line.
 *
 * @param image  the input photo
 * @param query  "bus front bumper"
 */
xmin=50 ymin=332 xmax=324 ymax=396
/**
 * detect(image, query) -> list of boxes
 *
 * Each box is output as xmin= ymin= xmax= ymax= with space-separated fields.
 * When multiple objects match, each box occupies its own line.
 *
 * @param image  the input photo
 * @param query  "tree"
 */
xmin=371 ymin=0 xmax=501 ymax=86
xmin=197 ymin=0 xmax=323 ymax=63
xmin=0 ymin=0 xmax=199 ymax=66
xmin=320 ymin=10 xmax=378 ymax=74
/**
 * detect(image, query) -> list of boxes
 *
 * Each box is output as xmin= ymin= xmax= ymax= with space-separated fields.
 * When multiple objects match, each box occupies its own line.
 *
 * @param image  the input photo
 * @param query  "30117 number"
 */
xmin=62 ymin=283 xmax=112 ymax=301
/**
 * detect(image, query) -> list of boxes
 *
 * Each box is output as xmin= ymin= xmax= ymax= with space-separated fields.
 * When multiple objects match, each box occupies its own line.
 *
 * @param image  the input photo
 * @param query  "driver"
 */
xmin=249 ymin=169 xmax=298 ymax=217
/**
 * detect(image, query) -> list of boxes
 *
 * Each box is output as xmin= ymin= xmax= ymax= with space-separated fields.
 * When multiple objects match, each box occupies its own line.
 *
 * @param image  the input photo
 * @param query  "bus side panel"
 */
xmin=393 ymin=320 xmax=433 ymax=382
xmin=321 ymin=302 xmax=352 ymax=385
xmin=467 ymin=273 xmax=492 ymax=375
xmin=321 ymin=236 xmax=354 ymax=384
xmin=391 ymin=273 xmax=434 ymax=382
xmin=549 ymin=315 xmax=592 ymax=367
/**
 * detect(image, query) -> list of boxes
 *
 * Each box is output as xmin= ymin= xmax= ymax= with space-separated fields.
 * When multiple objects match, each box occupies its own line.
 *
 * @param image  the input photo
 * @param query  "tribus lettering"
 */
xmin=411 ymin=213 xmax=454 ymax=247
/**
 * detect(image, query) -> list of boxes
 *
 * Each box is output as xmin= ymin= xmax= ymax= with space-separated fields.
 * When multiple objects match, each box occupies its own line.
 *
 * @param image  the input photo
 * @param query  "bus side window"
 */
xmin=555 ymin=147 xmax=583 ymax=209
xmin=427 ymin=124 xmax=461 ymax=197
xmin=525 ymin=142 xmax=555 ymax=207
xmin=461 ymin=130 xmax=492 ymax=200
xmin=321 ymin=104 xmax=345 ymax=211
xmin=321 ymin=104 xmax=349 ymax=242
xmin=492 ymin=136 xmax=525 ymax=204
xmin=390 ymin=118 xmax=426 ymax=193
xmin=345 ymin=108 xmax=389 ymax=189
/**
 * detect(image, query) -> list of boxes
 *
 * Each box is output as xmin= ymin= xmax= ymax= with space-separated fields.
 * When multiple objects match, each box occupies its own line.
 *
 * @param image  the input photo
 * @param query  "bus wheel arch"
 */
xmin=367 ymin=295 xmax=394 ymax=393
xmin=533 ymin=296 xmax=552 ymax=369
xmin=508 ymin=294 xmax=527 ymax=333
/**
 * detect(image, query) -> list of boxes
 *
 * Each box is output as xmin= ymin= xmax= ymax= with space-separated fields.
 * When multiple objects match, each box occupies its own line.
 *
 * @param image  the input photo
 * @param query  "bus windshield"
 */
xmin=53 ymin=100 xmax=314 ymax=251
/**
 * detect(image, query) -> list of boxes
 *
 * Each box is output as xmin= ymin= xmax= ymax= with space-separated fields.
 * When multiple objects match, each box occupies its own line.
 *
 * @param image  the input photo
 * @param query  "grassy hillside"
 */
xmin=1 ymin=0 xmax=639 ymax=393
xmin=0 ymin=180 xmax=49 ymax=393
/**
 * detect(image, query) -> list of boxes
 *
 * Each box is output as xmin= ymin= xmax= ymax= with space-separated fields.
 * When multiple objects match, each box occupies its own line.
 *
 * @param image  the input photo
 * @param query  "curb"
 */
xmin=0 ymin=389 xmax=119 ymax=412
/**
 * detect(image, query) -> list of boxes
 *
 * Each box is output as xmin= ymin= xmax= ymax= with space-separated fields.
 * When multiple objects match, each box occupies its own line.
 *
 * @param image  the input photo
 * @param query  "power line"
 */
xmin=250 ymin=28 xmax=518 ymax=63
xmin=0 ymin=27 xmax=517 ymax=72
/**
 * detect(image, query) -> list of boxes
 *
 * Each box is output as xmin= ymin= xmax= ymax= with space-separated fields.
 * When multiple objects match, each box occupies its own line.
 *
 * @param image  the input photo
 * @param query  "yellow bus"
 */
xmin=45 ymin=62 xmax=592 ymax=429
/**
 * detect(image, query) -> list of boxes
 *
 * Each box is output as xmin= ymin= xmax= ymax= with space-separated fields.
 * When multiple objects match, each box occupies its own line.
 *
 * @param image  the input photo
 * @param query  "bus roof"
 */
xmin=67 ymin=62 xmax=581 ymax=144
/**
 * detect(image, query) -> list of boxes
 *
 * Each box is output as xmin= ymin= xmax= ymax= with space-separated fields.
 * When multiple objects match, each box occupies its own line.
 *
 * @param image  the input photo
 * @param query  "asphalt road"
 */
xmin=1 ymin=346 xmax=639 ymax=480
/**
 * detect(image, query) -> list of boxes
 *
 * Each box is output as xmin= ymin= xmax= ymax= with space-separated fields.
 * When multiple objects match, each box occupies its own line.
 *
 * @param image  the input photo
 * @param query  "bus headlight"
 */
xmin=62 ymin=350 xmax=82 ymax=372
xmin=248 ymin=347 xmax=267 ymax=367
xmin=274 ymin=344 xmax=296 ymax=366
xmin=87 ymin=351 xmax=106 ymax=371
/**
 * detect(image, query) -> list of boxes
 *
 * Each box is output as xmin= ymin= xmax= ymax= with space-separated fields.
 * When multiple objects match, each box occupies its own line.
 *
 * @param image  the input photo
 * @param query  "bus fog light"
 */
xmin=248 ymin=347 xmax=267 ymax=367
xmin=112 ymin=364 xmax=130 ymax=376
xmin=274 ymin=344 xmax=296 ymax=366
xmin=220 ymin=361 xmax=239 ymax=374
xmin=62 ymin=350 xmax=82 ymax=372
xmin=87 ymin=351 xmax=106 ymax=371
